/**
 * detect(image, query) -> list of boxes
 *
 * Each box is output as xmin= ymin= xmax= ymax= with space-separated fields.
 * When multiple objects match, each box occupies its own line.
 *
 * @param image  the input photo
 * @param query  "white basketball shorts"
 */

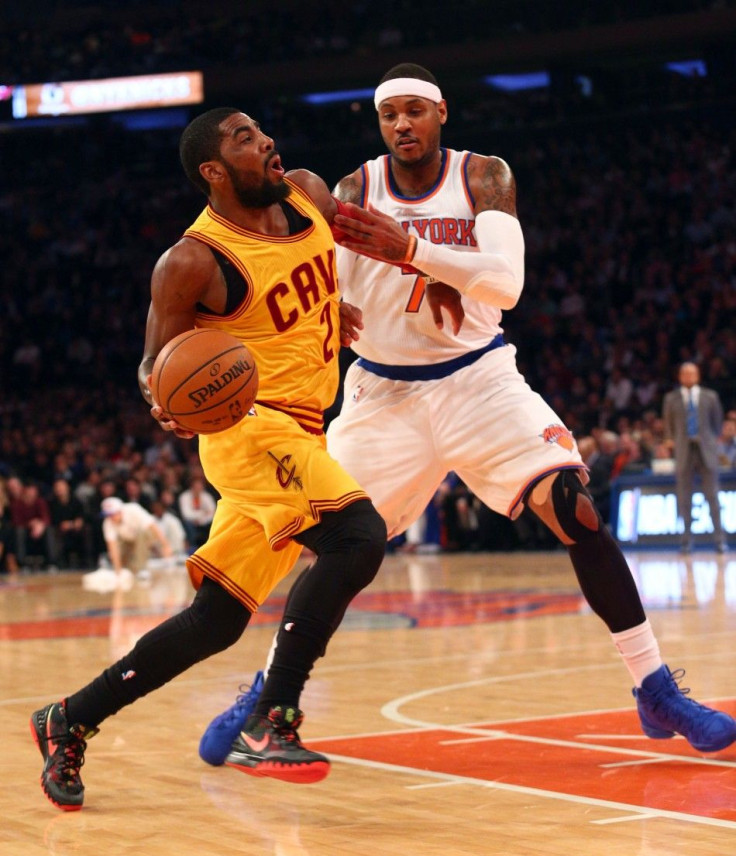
xmin=327 ymin=344 xmax=584 ymax=539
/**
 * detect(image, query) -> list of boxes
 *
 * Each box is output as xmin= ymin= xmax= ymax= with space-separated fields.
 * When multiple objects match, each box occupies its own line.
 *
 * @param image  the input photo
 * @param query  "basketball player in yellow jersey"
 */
xmin=30 ymin=108 xmax=386 ymax=811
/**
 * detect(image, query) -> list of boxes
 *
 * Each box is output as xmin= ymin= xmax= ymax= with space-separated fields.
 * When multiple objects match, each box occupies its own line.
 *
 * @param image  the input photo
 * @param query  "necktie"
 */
xmin=686 ymin=391 xmax=698 ymax=437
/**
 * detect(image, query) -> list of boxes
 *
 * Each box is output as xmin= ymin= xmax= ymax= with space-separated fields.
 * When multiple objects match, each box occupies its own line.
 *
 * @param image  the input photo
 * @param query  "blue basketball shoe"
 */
xmin=633 ymin=665 xmax=736 ymax=753
xmin=199 ymin=671 xmax=264 ymax=766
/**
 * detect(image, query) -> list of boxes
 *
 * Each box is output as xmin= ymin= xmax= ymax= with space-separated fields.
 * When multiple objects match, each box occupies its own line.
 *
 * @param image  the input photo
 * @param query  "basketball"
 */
xmin=151 ymin=329 xmax=259 ymax=434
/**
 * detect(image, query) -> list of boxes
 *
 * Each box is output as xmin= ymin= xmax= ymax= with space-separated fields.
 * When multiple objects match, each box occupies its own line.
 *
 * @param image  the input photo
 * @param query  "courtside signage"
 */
xmin=12 ymin=71 xmax=203 ymax=118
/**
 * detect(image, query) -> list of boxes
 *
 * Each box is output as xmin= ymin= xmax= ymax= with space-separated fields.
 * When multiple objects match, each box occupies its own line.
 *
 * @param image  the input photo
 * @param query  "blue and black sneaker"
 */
xmin=633 ymin=665 xmax=736 ymax=753
xmin=199 ymin=671 xmax=264 ymax=766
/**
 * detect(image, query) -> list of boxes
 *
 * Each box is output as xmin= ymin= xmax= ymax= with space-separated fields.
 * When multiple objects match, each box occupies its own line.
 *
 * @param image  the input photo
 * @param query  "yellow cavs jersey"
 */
xmin=183 ymin=178 xmax=340 ymax=435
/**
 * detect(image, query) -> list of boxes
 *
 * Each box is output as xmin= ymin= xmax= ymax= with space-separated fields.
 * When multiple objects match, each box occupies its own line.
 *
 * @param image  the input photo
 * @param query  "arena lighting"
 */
xmin=111 ymin=107 xmax=190 ymax=131
xmin=482 ymin=72 xmax=550 ymax=91
xmin=12 ymin=71 xmax=203 ymax=119
xmin=301 ymin=88 xmax=374 ymax=105
xmin=665 ymin=59 xmax=707 ymax=77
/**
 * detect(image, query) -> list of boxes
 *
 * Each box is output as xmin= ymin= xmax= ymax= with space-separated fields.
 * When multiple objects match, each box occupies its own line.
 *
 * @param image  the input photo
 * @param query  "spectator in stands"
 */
xmin=604 ymin=367 xmax=635 ymax=422
xmin=440 ymin=479 xmax=481 ymax=553
xmin=717 ymin=417 xmax=736 ymax=470
xmin=10 ymin=481 xmax=53 ymax=570
xmin=48 ymin=478 xmax=90 ymax=570
xmin=0 ymin=477 xmax=16 ymax=575
xmin=150 ymin=498 xmax=186 ymax=558
xmin=177 ymin=476 xmax=216 ymax=552
xmin=123 ymin=475 xmax=154 ymax=511
xmin=617 ymin=433 xmax=652 ymax=476
xmin=576 ymin=433 xmax=613 ymax=526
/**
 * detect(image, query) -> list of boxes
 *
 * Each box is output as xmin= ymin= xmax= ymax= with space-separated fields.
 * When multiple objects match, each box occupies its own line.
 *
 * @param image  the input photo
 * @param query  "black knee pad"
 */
xmin=550 ymin=470 xmax=602 ymax=544
xmin=296 ymin=499 xmax=386 ymax=589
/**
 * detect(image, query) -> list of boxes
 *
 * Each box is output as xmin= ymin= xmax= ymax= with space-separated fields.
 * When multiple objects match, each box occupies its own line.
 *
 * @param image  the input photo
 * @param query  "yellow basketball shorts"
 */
xmin=186 ymin=404 xmax=368 ymax=611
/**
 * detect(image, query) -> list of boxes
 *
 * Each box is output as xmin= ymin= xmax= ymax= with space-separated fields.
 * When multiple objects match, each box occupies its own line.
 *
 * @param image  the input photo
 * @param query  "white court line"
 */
xmin=327 ymin=753 xmax=736 ymax=830
xmin=439 ymin=735 xmax=507 ymax=745
xmin=600 ymin=758 xmax=670 ymax=769
xmin=592 ymin=814 xmax=653 ymax=825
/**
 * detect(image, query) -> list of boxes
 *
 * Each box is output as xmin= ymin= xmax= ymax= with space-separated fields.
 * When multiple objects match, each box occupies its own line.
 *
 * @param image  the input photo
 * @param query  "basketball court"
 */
xmin=2 ymin=549 xmax=735 ymax=855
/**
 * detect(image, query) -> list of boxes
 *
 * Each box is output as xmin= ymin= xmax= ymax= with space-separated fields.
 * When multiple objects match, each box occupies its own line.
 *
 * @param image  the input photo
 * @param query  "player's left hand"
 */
xmin=333 ymin=202 xmax=411 ymax=264
xmin=339 ymin=301 xmax=364 ymax=346
xmin=426 ymin=281 xmax=465 ymax=335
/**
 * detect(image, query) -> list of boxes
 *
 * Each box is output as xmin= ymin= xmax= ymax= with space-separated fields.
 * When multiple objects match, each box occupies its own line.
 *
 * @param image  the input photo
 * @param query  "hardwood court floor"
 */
xmin=2 ymin=548 xmax=736 ymax=855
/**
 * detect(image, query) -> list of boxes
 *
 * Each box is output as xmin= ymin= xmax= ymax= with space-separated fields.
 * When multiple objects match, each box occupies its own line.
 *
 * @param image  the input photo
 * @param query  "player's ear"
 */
xmin=437 ymin=100 xmax=448 ymax=125
xmin=200 ymin=161 xmax=224 ymax=184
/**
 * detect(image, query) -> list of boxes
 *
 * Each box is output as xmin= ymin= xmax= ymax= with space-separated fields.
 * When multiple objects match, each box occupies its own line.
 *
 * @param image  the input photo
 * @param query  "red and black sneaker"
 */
xmin=30 ymin=702 xmax=98 ymax=811
xmin=225 ymin=705 xmax=329 ymax=784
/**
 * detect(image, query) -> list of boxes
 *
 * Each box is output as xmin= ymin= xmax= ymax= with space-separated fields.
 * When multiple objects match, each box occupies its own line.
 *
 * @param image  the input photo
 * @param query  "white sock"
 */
xmin=611 ymin=619 xmax=662 ymax=687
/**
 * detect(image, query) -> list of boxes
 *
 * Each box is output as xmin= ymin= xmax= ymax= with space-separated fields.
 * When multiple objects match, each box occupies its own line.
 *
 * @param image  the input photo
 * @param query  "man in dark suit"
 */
xmin=663 ymin=362 xmax=727 ymax=553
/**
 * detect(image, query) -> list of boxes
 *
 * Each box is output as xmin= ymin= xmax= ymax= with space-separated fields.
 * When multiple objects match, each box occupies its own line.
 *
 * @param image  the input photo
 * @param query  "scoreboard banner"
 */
xmin=12 ymin=71 xmax=203 ymax=118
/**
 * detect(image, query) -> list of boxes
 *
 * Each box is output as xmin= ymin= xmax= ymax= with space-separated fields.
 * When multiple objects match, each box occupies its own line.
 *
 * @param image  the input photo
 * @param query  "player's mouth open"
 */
xmin=268 ymin=154 xmax=284 ymax=176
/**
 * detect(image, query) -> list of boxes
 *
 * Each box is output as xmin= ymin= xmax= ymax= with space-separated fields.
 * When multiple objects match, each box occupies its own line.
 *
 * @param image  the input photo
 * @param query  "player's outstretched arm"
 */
xmin=334 ymin=155 xmax=525 ymax=310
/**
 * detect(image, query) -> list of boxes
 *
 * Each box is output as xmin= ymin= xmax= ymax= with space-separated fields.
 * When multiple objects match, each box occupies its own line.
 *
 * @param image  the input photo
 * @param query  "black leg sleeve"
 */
xmin=65 ymin=577 xmax=251 ymax=727
xmin=255 ymin=499 xmax=386 ymax=714
xmin=568 ymin=526 xmax=646 ymax=633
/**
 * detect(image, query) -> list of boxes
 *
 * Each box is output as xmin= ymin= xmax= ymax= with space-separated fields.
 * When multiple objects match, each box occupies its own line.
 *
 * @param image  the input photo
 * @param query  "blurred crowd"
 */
xmin=1 ymin=2 xmax=735 ymax=571
xmin=1 ymin=1 xmax=722 ymax=85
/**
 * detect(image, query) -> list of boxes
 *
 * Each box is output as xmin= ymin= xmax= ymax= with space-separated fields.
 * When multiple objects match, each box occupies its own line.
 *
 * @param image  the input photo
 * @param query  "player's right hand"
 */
xmin=149 ymin=403 xmax=197 ymax=439
xmin=146 ymin=374 xmax=196 ymax=439
xmin=339 ymin=301 xmax=364 ymax=346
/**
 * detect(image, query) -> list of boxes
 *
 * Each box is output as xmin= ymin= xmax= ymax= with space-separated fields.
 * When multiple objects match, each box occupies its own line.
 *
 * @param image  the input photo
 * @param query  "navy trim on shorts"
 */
xmin=356 ymin=334 xmax=505 ymax=381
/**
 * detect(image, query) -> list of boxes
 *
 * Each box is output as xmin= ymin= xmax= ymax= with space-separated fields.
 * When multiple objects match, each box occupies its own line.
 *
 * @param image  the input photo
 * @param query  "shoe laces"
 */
xmin=267 ymin=707 xmax=304 ymax=744
xmin=235 ymin=681 xmax=261 ymax=707
xmin=650 ymin=669 xmax=714 ymax=718
xmin=216 ymin=682 xmax=260 ymax=728
xmin=44 ymin=726 xmax=90 ymax=782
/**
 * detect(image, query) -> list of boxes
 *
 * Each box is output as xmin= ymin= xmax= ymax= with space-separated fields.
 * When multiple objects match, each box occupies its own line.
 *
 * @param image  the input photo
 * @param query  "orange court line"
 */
xmin=315 ymin=702 xmax=736 ymax=822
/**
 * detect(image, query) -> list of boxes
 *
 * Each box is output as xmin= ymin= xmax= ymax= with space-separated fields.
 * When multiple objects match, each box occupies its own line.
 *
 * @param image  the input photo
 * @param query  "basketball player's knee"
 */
xmin=205 ymin=609 xmax=250 ymax=653
xmin=551 ymin=471 xmax=602 ymax=544
xmin=189 ymin=578 xmax=251 ymax=654
xmin=342 ymin=502 xmax=387 ymax=590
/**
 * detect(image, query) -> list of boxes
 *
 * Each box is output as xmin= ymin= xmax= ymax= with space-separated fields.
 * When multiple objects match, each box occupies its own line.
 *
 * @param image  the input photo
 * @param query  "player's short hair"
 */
xmin=378 ymin=63 xmax=439 ymax=87
xmin=179 ymin=107 xmax=241 ymax=196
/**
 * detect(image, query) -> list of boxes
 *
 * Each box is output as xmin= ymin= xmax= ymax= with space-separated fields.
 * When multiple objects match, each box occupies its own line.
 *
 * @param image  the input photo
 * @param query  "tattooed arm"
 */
xmin=333 ymin=170 xmax=364 ymax=205
xmin=467 ymin=154 xmax=518 ymax=217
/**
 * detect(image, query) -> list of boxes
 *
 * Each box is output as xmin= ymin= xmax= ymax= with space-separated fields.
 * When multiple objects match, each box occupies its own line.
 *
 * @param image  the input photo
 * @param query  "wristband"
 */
xmin=330 ymin=196 xmax=351 ymax=242
xmin=403 ymin=234 xmax=417 ymax=264
xmin=331 ymin=196 xmax=352 ymax=218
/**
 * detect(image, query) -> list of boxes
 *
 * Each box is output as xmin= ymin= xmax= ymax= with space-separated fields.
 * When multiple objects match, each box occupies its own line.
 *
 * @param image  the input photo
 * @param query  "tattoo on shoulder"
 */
xmin=334 ymin=173 xmax=363 ymax=205
xmin=476 ymin=156 xmax=517 ymax=216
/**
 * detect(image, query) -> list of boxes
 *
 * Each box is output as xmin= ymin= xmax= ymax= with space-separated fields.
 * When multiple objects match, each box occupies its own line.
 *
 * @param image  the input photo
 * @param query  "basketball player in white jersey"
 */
xmin=199 ymin=64 xmax=736 ymax=763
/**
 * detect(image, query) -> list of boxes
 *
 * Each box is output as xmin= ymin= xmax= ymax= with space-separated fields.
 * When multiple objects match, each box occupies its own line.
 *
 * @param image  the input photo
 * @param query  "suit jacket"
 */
xmin=663 ymin=385 xmax=724 ymax=472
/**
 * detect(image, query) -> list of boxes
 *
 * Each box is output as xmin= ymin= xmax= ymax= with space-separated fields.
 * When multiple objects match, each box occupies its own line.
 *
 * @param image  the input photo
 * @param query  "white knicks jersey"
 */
xmin=338 ymin=147 xmax=505 ymax=366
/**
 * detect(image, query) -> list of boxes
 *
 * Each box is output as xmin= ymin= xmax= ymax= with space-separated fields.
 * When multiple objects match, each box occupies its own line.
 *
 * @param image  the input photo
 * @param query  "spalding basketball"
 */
xmin=151 ymin=329 xmax=258 ymax=434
